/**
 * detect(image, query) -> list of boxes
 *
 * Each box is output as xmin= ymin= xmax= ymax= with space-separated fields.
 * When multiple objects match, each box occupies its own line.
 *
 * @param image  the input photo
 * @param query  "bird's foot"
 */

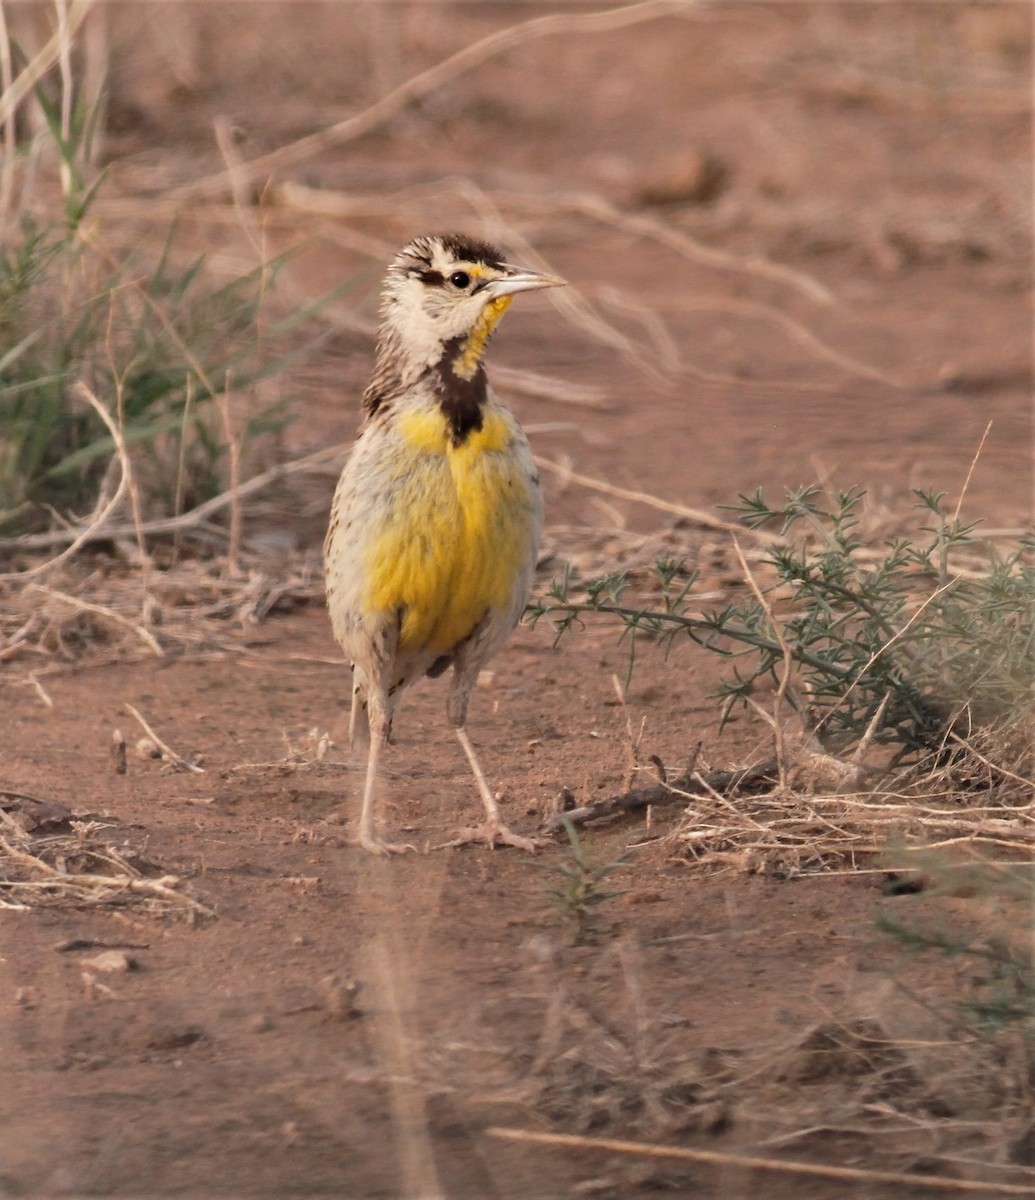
xmin=323 ymin=810 xmax=417 ymax=855
xmin=439 ymin=821 xmax=548 ymax=853
xmin=352 ymin=830 xmax=418 ymax=856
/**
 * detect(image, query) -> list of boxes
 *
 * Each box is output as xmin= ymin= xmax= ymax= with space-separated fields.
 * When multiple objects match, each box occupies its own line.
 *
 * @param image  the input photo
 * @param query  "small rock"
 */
xmin=79 ymin=949 xmax=137 ymax=973
xmin=524 ymin=933 xmax=561 ymax=966
xmin=135 ymin=736 xmax=161 ymax=760
xmin=636 ymin=150 xmax=730 ymax=206
xmin=146 ymin=1025 xmax=205 ymax=1051
xmin=320 ymin=973 xmax=362 ymax=1021
xmin=111 ymin=729 xmax=127 ymax=775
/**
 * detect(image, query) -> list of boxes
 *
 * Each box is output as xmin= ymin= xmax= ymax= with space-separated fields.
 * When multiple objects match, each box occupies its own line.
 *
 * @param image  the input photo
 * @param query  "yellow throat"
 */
xmin=454 ymin=295 xmax=512 ymax=381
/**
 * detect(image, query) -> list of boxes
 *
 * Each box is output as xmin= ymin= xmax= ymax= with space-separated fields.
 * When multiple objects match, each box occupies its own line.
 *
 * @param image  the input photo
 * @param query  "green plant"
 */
xmin=540 ymin=818 xmax=630 ymax=943
xmin=529 ymin=488 xmax=1035 ymax=764
xmin=0 ymin=218 xmax=308 ymax=530
xmin=29 ymin=71 xmax=108 ymax=231
xmin=0 ymin=43 xmax=348 ymax=536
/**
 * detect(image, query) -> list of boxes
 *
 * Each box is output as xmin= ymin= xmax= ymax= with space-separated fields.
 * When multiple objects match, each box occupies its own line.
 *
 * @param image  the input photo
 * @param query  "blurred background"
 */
xmin=2 ymin=0 xmax=1030 ymax=549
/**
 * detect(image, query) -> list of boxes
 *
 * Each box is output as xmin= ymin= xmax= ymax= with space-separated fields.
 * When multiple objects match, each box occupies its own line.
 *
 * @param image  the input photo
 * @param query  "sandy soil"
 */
xmin=1 ymin=4 xmax=1032 ymax=1198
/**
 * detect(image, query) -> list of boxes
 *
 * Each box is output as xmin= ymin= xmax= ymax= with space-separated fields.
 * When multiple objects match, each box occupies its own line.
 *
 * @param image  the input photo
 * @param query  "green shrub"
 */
xmin=0 ymin=62 xmax=345 ymax=537
xmin=530 ymin=487 xmax=1034 ymax=764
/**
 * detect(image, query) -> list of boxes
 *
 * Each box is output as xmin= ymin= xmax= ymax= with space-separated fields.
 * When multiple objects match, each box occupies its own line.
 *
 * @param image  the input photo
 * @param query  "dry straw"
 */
xmin=0 ymin=794 xmax=211 ymax=917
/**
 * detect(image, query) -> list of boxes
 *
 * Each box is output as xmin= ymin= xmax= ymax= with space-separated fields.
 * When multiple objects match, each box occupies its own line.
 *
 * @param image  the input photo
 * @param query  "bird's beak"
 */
xmin=484 ymin=265 xmax=566 ymax=298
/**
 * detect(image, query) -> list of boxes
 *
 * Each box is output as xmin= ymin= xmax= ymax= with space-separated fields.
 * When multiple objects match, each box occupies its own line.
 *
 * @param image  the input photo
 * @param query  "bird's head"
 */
xmin=377 ymin=233 xmax=565 ymax=383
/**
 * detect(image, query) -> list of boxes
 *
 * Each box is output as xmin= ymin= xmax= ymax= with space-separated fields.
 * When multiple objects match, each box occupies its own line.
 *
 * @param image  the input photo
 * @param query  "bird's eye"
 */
xmin=449 ymin=271 xmax=471 ymax=289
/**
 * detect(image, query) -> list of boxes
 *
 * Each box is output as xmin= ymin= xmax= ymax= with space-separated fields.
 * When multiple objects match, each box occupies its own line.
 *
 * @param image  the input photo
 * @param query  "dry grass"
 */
xmin=535 ymin=471 xmax=1034 ymax=876
xmin=0 ymin=790 xmax=211 ymax=916
xmin=510 ymin=940 xmax=728 ymax=1138
xmin=544 ymin=737 xmax=1034 ymax=879
xmin=0 ymin=550 xmax=323 ymax=678
xmin=434 ymin=933 xmax=1035 ymax=1195
xmin=664 ymin=746 xmax=1034 ymax=877
xmin=0 ymin=8 xmax=1029 ymax=1200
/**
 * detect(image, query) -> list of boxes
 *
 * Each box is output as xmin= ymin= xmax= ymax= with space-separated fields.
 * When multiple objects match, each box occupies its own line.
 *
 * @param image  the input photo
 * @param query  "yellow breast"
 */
xmin=363 ymin=406 xmax=534 ymax=653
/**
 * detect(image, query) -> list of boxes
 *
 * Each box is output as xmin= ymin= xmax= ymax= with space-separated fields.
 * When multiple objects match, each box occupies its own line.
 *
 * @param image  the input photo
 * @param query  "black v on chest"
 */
xmin=432 ymin=334 xmax=488 ymax=446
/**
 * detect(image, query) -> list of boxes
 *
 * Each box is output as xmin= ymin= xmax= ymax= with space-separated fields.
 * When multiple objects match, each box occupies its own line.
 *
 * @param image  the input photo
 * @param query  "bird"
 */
xmin=324 ymin=233 xmax=566 ymax=855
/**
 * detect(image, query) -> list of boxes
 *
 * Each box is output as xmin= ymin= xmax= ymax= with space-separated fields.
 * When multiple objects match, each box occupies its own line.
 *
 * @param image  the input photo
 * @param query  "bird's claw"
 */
xmin=353 ymin=832 xmax=418 ymax=856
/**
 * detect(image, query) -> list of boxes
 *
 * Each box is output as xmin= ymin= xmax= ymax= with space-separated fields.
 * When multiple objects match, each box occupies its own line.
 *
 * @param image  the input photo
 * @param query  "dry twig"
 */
xmin=544 ymin=761 xmax=777 ymax=832
xmin=165 ymin=2 xmax=702 ymax=205
xmin=0 ymin=813 xmax=211 ymax=918
xmin=486 ymin=1127 xmax=1035 ymax=1195
xmin=123 ymin=703 xmax=204 ymax=774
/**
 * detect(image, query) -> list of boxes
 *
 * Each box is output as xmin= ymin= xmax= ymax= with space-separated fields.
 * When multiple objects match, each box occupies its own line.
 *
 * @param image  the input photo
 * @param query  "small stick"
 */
xmin=953 ymin=419 xmax=993 ymax=524
xmin=27 ymin=673 xmax=54 ymax=710
xmin=123 ymin=704 xmax=204 ymax=774
xmin=217 ymin=379 xmax=242 ymax=575
xmin=851 ymin=690 xmax=890 ymax=764
xmin=485 ymin=1127 xmax=1035 ymax=1195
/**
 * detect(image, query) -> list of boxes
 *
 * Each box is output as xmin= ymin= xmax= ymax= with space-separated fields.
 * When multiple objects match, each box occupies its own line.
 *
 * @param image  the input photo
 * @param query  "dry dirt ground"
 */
xmin=1 ymin=4 xmax=1033 ymax=1198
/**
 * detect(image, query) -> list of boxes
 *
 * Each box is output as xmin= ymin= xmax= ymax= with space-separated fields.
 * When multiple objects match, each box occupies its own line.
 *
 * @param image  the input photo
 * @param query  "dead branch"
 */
xmin=545 ymin=760 xmax=778 ymax=831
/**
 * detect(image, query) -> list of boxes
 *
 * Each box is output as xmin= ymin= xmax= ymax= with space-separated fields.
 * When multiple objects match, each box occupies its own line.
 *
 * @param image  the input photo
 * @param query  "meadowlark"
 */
xmin=324 ymin=233 xmax=565 ymax=855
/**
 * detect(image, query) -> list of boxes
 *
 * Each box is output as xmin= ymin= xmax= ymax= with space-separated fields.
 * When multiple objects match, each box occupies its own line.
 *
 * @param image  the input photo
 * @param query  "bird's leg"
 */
xmin=353 ymin=699 xmax=415 ymax=857
xmin=445 ymin=726 xmax=546 ymax=852
xmin=348 ymin=667 xmax=369 ymax=749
